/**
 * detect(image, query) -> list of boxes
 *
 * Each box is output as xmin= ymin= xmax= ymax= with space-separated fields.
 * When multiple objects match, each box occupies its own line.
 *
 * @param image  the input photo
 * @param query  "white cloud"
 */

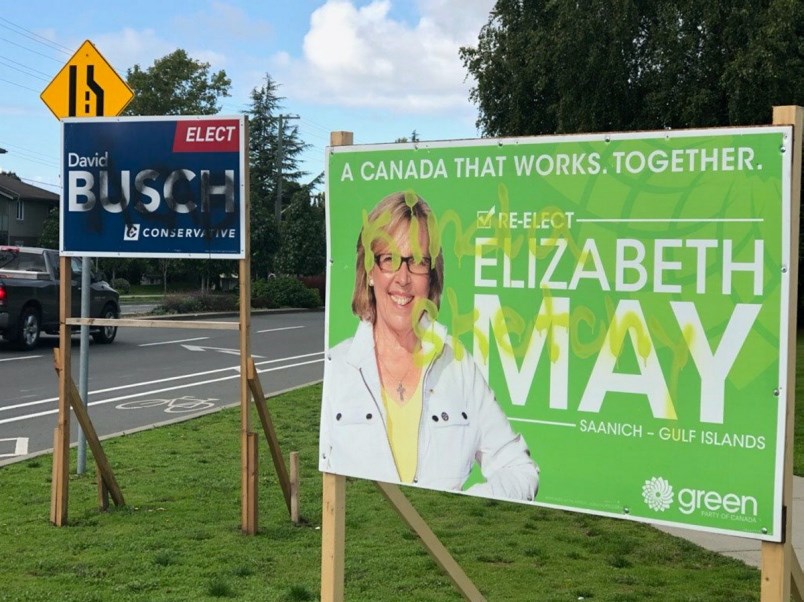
xmin=279 ymin=0 xmax=494 ymax=114
xmin=92 ymin=28 xmax=175 ymax=74
xmin=174 ymin=1 xmax=274 ymax=42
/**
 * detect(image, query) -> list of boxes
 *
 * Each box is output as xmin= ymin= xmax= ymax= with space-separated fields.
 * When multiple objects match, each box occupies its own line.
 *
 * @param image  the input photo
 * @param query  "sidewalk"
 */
xmin=655 ymin=476 xmax=803 ymax=567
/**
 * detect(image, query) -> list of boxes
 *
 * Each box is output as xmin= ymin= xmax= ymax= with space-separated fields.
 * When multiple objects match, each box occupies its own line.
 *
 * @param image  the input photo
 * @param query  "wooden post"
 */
xmin=321 ymin=473 xmax=345 ymax=602
xmin=97 ymin=469 xmax=109 ymax=511
xmin=320 ymin=131 xmax=352 ymax=601
xmin=290 ymin=451 xmax=300 ymax=525
xmin=761 ymin=105 xmax=804 ymax=602
xmin=50 ymin=256 xmax=71 ymax=526
xmin=240 ymin=117 xmax=257 ymax=534
xmin=242 ymin=432 xmax=258 ymax=535
xmin=49 ymin=427 xmax=61 ymax=523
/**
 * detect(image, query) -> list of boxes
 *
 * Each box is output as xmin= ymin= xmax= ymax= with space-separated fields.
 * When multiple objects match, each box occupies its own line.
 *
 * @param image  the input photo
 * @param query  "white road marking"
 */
xmin=181 ymin=344 xmax=262 ymax=357
xmin=140 ymin=336 xmax=210 ymax=347
xmin=0 ymin=437 xmax=29 ymax=458
xmin=0 ymin=355 xmax=42 ymax=363
xmin=257 ymin=325 xmax=305 ymax=333
xmin=0 ymin=352 xmax=324 ymax=425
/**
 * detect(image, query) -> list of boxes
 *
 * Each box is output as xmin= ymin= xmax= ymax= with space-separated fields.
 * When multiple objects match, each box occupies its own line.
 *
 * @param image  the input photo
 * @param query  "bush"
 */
xmin=252 ymin=276 xmax=322 ymax=309
xmin=158 ymin=292 xmax=237 ymax=314
xmin=111 ymin=278 xmax=131 ymax=294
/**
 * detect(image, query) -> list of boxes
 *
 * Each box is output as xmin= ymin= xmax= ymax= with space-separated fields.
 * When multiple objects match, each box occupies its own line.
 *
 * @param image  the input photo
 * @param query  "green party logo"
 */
xmin=642 ymin=477 xmax=759 ymax=519
xmin=642 ymin=477 xmax=674 ymax=512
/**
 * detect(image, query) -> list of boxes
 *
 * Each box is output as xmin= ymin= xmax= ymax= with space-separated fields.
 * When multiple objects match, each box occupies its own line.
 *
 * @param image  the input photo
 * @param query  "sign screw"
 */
xmin=761 ymin=527 xmax=768 ymax=534
xmin=773 ymin=388 xmax=781 ymax=397
xmin=623 ymin=507 xmax=630 ymax=514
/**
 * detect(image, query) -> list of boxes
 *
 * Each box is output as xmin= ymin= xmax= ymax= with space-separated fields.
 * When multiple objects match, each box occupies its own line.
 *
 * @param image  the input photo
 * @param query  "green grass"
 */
xmin=0 ymin=383 xmax=773 ymax=602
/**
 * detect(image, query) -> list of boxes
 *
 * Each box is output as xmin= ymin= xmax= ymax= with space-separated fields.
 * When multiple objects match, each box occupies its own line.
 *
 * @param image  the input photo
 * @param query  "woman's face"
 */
xmin=371 ymin=220 xmax=431 ymax=339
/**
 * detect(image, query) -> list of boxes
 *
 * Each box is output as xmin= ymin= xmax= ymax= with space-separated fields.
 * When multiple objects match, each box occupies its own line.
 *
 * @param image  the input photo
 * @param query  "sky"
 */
xmin=0 ymin=0 xmax=496 ymax=195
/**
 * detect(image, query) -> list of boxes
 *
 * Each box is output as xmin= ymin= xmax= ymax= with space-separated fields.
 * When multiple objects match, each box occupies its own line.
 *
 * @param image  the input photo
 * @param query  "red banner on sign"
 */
xmin=173 ymin=120 xmax=239 ymax=152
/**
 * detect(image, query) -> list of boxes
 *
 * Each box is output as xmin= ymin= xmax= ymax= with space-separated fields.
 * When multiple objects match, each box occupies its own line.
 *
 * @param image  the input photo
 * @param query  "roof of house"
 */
xmin=0 ymin=173 xmax=58 ymax=203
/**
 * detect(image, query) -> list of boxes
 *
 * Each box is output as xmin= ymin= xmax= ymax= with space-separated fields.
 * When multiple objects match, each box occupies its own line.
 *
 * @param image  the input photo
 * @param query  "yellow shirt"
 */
xmin=381 ymin=376 xmax=424 ymax=483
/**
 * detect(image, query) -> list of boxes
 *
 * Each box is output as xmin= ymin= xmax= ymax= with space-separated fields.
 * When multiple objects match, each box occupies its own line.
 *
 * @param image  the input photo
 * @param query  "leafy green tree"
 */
xmin=38 ymin=206 xmax=59 ymax=249
xmin=246 ymin=74 xmax=309 ymax=277
xmin=461 ymin=0 xmax=803 ymax=135
xmin=124 ymin=49 xmax=231 ymax=116
xmin=275 ymin=189 xmax=326 ymax=276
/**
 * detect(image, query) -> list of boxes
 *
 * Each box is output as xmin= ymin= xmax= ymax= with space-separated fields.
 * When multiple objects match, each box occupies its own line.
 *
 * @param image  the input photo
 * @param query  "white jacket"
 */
xmin=319 ymin=319 xmax=539 ymax=501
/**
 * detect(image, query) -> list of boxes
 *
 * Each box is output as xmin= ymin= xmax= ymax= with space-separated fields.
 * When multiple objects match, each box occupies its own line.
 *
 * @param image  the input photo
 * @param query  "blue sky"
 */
xmin=0 ymin=0 xmax=496 ymax=194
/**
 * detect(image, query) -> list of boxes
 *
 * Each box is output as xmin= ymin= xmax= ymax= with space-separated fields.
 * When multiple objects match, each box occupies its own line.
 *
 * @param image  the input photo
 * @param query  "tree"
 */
xmin=275 ymin=188 xmax=326 ymax=276
xmin=246 ymin=74 xmax=309 ymax=277
xmin=461 ymin=0 xmax=804 ymax=136
xmin=124 ymin=49 xmax=231 ymax=116
xmin=38 ymin=207 xmax=59 ymax=249
xmin=395 ymin=130 xmax=421 ymax=143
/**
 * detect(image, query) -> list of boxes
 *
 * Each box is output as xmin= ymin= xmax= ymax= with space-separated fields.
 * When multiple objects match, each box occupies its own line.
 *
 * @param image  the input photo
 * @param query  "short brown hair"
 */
xmin=351 ymin=191 xmax=444 ymax=323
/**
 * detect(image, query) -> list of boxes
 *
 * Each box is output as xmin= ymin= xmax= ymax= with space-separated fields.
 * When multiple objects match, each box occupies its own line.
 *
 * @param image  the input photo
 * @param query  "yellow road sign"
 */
xmin=40 ymin=40 xmax=134 ymax=119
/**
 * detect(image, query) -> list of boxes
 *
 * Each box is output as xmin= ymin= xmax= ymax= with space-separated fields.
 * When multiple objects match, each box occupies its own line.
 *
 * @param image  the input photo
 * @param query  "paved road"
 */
xmin=0 ymin=309 xmax=324 ymax=463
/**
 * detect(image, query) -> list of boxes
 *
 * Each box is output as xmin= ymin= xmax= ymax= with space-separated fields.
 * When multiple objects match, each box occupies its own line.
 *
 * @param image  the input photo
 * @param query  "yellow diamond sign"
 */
xmin=41 ymin=40 xmax=134 ymax=119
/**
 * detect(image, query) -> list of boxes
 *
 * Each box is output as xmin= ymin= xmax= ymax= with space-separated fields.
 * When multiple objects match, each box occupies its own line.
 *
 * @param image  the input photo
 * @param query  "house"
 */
xmin=0 ymin=173 xmax=59 ymax=246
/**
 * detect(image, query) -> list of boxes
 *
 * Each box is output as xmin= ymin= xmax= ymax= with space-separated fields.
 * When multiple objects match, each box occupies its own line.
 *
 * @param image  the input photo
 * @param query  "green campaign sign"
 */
xmin=321 ymin=127 xmax=793 ymax=541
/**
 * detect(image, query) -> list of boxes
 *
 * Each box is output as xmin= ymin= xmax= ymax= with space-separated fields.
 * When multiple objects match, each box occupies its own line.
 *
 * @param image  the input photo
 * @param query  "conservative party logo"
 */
xmin=124 ymin=224 xmax=140 ymax=241
xmin=642 ymin=476 xmax=674 ymax=512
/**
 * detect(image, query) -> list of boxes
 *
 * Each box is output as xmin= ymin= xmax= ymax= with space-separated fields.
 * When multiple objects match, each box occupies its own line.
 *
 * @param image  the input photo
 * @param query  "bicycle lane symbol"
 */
xmin=115 ymin=395 xmax=218 ymax=414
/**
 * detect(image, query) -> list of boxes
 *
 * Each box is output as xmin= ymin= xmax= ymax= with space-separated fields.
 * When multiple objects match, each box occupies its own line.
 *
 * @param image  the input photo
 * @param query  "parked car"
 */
xmin=0 ymin=246 xmax=120 ymax=350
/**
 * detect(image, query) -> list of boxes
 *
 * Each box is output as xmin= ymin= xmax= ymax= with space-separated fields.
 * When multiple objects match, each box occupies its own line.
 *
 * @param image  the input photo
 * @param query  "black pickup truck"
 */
xmin=0 ymin=246 xmax=120 ymax=350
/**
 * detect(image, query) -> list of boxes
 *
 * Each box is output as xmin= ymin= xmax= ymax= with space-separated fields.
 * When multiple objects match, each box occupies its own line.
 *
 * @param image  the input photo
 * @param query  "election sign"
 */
xmin=323 ymin=126 xmax=793 ymax=541
xmin=60 ymin=115 xmax=246 ymax=258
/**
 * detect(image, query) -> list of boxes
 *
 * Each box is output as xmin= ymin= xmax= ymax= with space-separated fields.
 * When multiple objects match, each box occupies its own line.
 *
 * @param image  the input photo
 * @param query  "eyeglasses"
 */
xmin=374 ymin=253 xmax=432 ymax=275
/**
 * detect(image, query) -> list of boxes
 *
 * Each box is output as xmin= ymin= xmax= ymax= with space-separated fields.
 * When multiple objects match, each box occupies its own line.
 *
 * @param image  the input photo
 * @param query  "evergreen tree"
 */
xmin=246 ymin=74 xmax=308 ymax=277
xmin=275 ymin=187 xmax=326 ymax=277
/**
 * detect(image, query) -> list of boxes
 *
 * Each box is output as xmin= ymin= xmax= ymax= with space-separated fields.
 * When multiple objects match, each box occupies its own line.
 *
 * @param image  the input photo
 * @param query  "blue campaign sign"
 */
xmin=60 ymin=115 xmax=246 ymax=258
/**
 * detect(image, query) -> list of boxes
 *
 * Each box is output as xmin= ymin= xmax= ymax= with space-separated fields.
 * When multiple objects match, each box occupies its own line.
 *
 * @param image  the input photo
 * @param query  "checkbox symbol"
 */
xmin=476 ymin=207 xmax=496 ymax=229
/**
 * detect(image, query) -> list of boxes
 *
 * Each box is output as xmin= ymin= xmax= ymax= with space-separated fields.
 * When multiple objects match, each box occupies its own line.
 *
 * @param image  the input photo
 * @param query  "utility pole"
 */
xmin=275 ymin=113 xmax=299 ymax=225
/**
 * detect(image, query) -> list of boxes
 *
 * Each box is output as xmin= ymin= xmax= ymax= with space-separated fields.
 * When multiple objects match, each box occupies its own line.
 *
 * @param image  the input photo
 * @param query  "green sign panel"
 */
xmin=321 ymin=127 xmax=792 ymax=541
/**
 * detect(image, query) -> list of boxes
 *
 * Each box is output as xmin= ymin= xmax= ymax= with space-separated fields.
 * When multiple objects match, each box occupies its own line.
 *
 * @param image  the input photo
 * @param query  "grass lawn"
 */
xmin=794 ymin=335 xmax=804 ymax=475
xmin=0 ymin=383 xmax=775 ymax=602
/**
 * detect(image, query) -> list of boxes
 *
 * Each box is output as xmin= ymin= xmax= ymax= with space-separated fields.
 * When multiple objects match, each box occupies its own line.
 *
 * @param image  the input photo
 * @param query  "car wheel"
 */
xmin=92 ymin=304 xmax=118 ymax=344
xmin=17 ymin=306 xmax=41 ymax=350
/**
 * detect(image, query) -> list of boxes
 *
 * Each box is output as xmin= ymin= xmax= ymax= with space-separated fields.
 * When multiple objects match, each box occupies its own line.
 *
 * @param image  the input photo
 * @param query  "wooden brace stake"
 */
xmin=375 ymin=482 xmax=485 ymax=602
xmin=290 ymin=451 xmax=300 ymax=524
xmin=247 ymin=356 xmax=292 ymax=515
xmin=53 ymin=349 xmax=125 ymax=508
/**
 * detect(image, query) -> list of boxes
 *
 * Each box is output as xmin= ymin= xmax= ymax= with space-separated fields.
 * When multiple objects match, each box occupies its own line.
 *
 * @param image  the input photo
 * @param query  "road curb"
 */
xmin=120 ymin=306 xmax=324 ymax=319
